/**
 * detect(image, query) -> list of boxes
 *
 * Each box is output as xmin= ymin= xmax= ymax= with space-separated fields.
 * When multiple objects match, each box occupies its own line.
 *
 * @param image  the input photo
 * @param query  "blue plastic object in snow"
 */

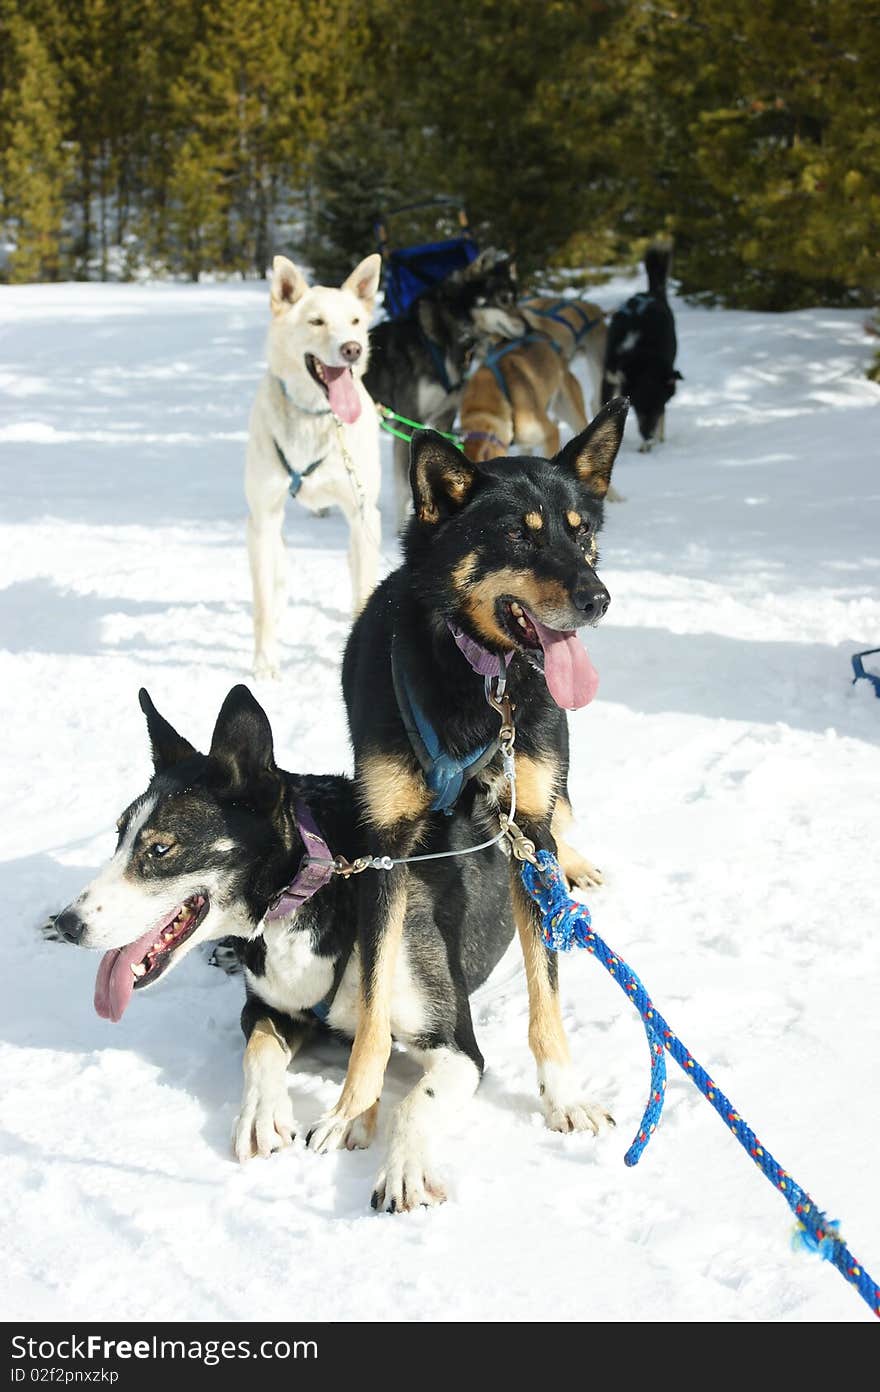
xmin=851 ymin=648 xmax=880 ymax=697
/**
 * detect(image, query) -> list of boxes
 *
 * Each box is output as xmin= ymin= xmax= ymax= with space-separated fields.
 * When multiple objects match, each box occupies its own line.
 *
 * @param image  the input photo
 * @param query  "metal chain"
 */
xmin=308 ymin=674 xmax=537 ymax=879
xmin=332 ymin=415 xmax=381 ymax=549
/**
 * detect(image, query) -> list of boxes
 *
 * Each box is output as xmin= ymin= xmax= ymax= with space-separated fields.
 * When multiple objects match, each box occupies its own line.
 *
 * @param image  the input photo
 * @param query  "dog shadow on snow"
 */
xmin=0 ymin=576 xmax=347 ymax=669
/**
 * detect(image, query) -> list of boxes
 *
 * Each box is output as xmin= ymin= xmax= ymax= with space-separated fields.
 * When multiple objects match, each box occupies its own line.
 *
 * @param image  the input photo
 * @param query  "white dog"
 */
xmin=245 ymin=253 xmax=382 ymax=679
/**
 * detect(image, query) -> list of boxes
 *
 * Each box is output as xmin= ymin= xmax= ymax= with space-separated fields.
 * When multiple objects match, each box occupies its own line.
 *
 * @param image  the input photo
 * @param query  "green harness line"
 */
xmin=375 ymin=402 xmax=464 ymax=452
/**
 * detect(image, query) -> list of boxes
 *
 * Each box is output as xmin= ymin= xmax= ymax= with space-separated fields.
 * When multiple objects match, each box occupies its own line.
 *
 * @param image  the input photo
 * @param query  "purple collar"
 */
xmin=447 ymin=621 xmax=512 ymax=679
xmin=463 ymin=428 xmax=508 ymax=451
xmin=264 ymin=797 xmax=335 ymax=922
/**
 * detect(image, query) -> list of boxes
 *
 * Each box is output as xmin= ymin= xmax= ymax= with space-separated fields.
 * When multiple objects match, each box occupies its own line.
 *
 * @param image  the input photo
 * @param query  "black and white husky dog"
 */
xmin=50 ymin=685 xmax=513 ymax=1211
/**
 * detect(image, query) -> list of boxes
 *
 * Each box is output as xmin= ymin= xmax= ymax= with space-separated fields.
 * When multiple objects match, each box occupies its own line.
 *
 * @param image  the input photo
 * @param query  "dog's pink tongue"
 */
xmin=529 ymin=614 xmax=599 ymax=710
xmin=323 ymin=364 xmax=361 ymax=424
xmin=94 ymin=924 xmax=159 ymax=1023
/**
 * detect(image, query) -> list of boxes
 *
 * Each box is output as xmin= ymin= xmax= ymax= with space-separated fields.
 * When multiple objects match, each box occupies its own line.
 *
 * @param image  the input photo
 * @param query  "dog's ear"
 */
xmin=207 ymin=686 xmax=281 ymax=809
xmin=138 ymin=689 xmax=197 ymax=772
xmin=463 ymin=247 xmax=506 ymax=279
xmin=557 ymin=397 xmax=629 ymax=499
xmin=270 ymin=256 xmax=308 ymax=316
xmin=341 ymin=253 xmax=381 ymax=309
xmin=410 ymin=431 xmax=480 ymax=524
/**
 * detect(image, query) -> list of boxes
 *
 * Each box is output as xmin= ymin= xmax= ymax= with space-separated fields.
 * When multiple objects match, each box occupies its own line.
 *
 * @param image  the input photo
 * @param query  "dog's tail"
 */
xmin=645 ymin=241 xmax=673 ymax=297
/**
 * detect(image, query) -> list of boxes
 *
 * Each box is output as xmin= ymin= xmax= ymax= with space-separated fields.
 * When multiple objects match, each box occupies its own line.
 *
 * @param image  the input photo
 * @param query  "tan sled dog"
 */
xmin=460 ymin=335 xmax=590 ymax=463
xmin=519 ymin=297 xmax=607 ymax=418
xmin=245 ymin=254 xmax=382 ymax=680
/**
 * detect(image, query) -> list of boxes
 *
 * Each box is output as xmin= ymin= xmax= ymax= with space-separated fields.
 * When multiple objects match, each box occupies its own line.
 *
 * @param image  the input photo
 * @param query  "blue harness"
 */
xmin=420 ymin=329 xmax=460 ymax=395
xmin=484 ymin=332 xmax=563 ymax=402
xmin=272 ymin=375 xmax=331 ymax=497
xmin=391 ymin=634 xmax=504 ymax=814
xmin=521 ymin=298 xmax=602 ymax=344
xmin=273 ymin=438 xmax=326 ymax=498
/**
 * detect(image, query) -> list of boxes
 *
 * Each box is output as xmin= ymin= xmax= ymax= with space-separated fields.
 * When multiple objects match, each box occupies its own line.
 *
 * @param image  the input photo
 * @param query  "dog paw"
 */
xmin=371 ymin=1153 xmax=448 ymax=1213
xmin=566 ymin=857 xmax=604 ymax=890
xmin=543 ymin=1097 xmax=615 ymax=1136
xmin=233 ymin=1086 xmax=296 ymax=1162
xmin=538 ymin=1063 xmax=614 ymax=1136
xmin=252 ymin=656 xmax=280 ymax=681
xmin=343 ymin=1102 xmax=379 ymax=1152
xmin=306 ymin=1110 xmax=363 ymax=1154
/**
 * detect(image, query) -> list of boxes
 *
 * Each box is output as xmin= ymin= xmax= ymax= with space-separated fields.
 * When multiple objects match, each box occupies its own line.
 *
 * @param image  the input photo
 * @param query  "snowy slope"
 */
xmin=1 ymin=276 xmax=878 ymax=1323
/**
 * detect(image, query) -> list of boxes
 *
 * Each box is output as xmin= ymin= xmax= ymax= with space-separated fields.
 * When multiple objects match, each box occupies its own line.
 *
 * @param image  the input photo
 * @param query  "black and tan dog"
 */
xmin=50 ymin=685 xmax=515 ymax=1211
xmin=306 ymin=399 xmax=628 ymax=1155
xmin=363 ymin=250 xmax=524 ymax=529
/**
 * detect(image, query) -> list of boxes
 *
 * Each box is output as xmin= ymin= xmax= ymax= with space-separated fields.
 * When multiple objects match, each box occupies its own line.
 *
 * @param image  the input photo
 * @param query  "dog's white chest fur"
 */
xmin=247 ymin=923 xmax=428 ymax=1042
xmin=247 ymin=921 xmax=335 ymax=1016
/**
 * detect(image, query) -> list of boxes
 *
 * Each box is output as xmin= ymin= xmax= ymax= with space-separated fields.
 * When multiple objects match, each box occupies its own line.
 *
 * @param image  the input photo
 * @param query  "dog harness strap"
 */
xmin=522 ymin=298 xmax=601 ymax=344
xmin=484 ymin=332 xmax=562 ymax=401
xmin=391 ymin=636 xmax=499 ymax=815
xmin=309 ymin=940 xmax=355 ymax=1024
xmin=273 ymin=438 xmax=326 ymax=497
xmin=264 ymin=797 xmax=336 ymax=922
xmin=420 ymin=330 xmax=458 ymax=394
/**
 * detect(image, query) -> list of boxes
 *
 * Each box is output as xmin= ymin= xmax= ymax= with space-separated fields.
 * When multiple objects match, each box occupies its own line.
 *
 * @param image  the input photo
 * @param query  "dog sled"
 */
xmin=375 ymin=196 xmax=479 ymax=320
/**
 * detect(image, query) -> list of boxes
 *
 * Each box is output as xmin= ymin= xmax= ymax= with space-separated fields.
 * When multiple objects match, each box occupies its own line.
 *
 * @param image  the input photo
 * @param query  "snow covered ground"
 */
xmin=1 ymin=274 xmax=878 ymax=1324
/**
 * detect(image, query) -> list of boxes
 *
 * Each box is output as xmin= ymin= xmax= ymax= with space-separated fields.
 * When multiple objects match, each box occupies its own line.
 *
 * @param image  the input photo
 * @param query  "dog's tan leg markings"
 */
xmin=551 ymin=797 xmax=604 ymax=889
xmin=372 ymin=1046 xmax=481 ymax=1213
xmin=514 ymin=887 xmax=570 ymax=1068
xmin=541 ymin=418 xmax=561 ymax=458
xmin=359 ymin=754 xmax=431 ymax=828
xmin=512 ymin=752 xmax=560 ymax=819
xmin=512 ymin=868 xmax=614 ymax=1137
xmin=555 ymin=370 xmax=588 ymax=435
xmin=233 ymin=1016 xmax=305 ymax=1163
xmin=307 ymin=877 xmax=409 ymax=1153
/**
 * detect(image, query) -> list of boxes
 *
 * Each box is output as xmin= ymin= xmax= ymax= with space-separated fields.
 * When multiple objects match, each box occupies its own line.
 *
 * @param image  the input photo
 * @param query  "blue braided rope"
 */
xmin=520 ymin=849 xmax=880 ymax=1319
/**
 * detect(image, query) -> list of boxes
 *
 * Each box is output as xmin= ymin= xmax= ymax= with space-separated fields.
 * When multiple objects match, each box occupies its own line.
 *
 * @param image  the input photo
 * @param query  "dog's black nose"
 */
xmin=340 ymin=341 xmax=362 ymax=364
xmin=573 ymin=582 xmax=610 ymax=620
xmin=53 ymin=908 xmax=86 ymax=945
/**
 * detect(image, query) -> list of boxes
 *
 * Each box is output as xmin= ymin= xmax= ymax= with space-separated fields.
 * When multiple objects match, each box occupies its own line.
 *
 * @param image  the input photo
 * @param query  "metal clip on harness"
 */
xmin=309 ymin=671 xmax=536 ymax=878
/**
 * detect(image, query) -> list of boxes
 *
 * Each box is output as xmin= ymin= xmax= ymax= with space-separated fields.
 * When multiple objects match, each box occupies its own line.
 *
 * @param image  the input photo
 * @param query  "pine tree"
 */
xmin=0 ymin=10 xmax=70 ymax=282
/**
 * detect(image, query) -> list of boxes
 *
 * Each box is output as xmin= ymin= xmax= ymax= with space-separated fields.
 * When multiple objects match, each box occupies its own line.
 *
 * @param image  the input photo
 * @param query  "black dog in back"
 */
xmin=51 ymin=685 xmax=514 ymax=1211
xmin=304 ymin=400 xmax=628 ymax=1157
xmin=364 ymin=249 xmax=524 ymax=528
xmin=602 ymin=244 xmax=682 ymax=451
